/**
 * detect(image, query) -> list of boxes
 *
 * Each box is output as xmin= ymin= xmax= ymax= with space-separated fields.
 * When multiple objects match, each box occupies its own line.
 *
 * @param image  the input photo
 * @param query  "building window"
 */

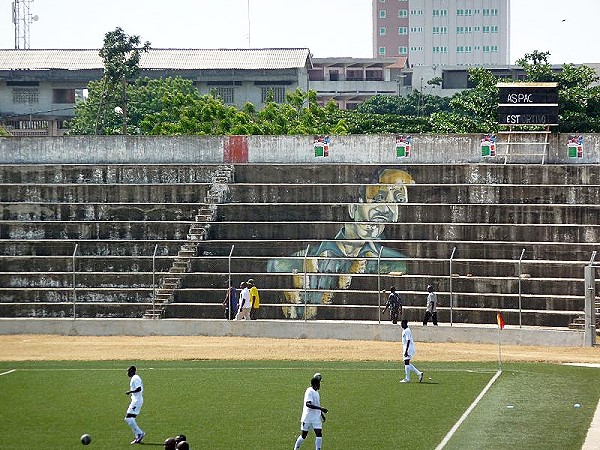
xmin=482 ymin=46 xmax=498 ymax=53
xmin=380 ymin=26 xmax=387 ymax=36
xmin=410 ymin=9 xmax=423 ymax=15
xmin=214 ymin=87 xmax=234 ymax=104
xmin=379 ymin=47 xmax=386 ymax=56
xmin=398 ymin=46 xmax=408 ymax=55
xmin=52 ymin=88 xmax=76 ymax=104
xmin=261 ymin=87 xmax=286 ymax=103
xmin=398 ymin=26 xmax=408 ymax=34
xmin=366 ymin=70 xmax=383 ymax=81
xmin=13 ymin=88 xmax=39 ymax=104
xmin=308 ymin=69 xmax=325 ymax=81
xmin=410 ymin=26 xmax=423 ymax=32
xmin=433 ymin=26 xmax=448 ymax=34
xmin=379 ymin=9 xmax=386 ymax=18
xmin=433 ymin=9 xmax=447 ymax=17
xmin=398 ymin=9 xmax=408 ymax=18
xmin=346 ymin=69 xmax=363 ymax=81
xmin=483 ymin=9 xmax=498 ymax=16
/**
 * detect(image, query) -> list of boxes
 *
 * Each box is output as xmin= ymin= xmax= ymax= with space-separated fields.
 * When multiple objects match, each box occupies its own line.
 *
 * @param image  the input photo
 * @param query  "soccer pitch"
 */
xmin=0 ymin=360 xmax=597 ymax=449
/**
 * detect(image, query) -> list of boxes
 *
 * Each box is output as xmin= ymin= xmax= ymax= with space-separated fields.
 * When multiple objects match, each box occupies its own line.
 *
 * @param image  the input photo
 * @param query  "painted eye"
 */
xmin=394 ymin=193 xmax=408 ymax=203
xmin=372 ymin=192 xmax=387 ymax=202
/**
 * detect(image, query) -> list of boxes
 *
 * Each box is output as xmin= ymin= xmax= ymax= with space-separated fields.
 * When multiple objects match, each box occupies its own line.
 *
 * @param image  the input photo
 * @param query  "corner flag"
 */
xmin=497 ymin=312 xmax=505 ymax=330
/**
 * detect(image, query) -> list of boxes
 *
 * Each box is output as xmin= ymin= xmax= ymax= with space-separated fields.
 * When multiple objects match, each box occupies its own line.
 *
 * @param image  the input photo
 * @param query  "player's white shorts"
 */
xmin=126 ymin=399 xmax=143 ymax=416
xmin=301 ymin=420 xmax=322 ymax=431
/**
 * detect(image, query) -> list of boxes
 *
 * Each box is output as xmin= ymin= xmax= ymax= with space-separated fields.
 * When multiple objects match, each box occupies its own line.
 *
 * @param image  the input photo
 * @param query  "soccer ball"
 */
xmin=80 ymin=434 xmax=92 ymax=445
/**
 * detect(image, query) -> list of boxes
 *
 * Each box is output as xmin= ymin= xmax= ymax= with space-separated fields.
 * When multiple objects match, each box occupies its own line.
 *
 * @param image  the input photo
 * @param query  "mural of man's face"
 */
xmin=348 ymin=169 xmax=413 ymax=240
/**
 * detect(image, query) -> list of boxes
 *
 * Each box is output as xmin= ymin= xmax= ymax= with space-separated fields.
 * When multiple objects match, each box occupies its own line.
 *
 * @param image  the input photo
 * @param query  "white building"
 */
xmin=372 ymin=0 xmax=510 ymax=66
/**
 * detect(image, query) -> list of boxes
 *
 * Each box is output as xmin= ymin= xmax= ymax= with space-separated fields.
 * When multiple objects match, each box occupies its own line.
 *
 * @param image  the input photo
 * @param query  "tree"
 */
xmin=99 ymin=27 xmax=151 ymax=85
xmin=430 ymin=67 xmax=499 ymax=133
xmin=72 ymin=27 xmax=151 ymax=135
xmin=516 ymin=51 xmax=600 ymax=132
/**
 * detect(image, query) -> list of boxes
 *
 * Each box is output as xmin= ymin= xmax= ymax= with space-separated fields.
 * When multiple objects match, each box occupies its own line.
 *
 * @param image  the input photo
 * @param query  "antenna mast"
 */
xmin=12 ymin=0 xmax=38 ymax=49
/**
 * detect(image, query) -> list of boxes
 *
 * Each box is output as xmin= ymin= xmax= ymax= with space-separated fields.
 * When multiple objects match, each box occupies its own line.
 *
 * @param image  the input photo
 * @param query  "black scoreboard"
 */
xmin=497 ymin=82 xmax=559 ymax=126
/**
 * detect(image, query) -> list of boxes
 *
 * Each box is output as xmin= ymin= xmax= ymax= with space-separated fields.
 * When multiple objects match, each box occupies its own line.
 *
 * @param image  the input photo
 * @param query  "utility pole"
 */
xmin=121 ymin=75 xmax=127 ymax=135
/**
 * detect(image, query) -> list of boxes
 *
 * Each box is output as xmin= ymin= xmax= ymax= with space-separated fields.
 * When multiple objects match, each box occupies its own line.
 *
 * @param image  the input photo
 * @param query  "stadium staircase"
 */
xmin=143 ymin=165 xmax=234 ymax=319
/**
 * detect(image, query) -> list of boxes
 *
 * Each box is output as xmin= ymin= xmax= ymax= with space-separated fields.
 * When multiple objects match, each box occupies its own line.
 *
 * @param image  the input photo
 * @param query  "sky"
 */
xmin=0 ymin=0 xmax=599 ymax=64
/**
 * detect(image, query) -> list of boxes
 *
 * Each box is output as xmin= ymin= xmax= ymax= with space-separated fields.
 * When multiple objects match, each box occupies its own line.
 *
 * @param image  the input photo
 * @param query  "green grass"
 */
xmin=0 ymin=360 xmax=597 ymax=449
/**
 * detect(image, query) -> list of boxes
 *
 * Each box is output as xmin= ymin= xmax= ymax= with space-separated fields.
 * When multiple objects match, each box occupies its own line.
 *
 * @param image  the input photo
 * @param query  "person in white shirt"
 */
xmin=422 ymin=284 xmax=438 ymax=325
xmin=235 ymin=281 xmax=251 ymax=320
xmin=294 ymin=373 xmax=328 ymax=450
xmin=400 ymin=320 xmax=423 ymax=383
xmin=125 ymin=365 xmax=145 ymax=444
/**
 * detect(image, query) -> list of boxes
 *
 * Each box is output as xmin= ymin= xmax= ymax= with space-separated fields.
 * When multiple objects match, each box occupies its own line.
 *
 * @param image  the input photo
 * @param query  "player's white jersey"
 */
xmin=402 ymin=327 xmax=415 ymax=358
xmin=130 ymin=374 xmax=143 ymax=403
xmin=300 ymin=387 xmax=321 ymax=423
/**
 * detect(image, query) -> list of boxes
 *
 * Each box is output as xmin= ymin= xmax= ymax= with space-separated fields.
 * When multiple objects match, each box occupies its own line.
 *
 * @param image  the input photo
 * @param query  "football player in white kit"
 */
xmin=400 ymin=320 xmax=424 ymax=383
xmin=125 ymin=365 xmax=145 ymax=444
xmin=294 ymin=373 xmax=328 ymax=450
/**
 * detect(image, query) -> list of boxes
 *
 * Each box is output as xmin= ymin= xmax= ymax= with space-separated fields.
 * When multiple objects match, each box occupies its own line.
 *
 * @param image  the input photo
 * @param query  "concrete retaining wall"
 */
xmin=0 ymin=318 xmax=585 ymax=347
xmin=1 ymin=134 xmax=600 ymax=164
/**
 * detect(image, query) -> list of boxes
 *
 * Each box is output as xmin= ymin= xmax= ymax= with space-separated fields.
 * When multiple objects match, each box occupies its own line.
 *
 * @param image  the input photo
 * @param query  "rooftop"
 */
xmin=0 ymin=48 xmax=312 ymax=71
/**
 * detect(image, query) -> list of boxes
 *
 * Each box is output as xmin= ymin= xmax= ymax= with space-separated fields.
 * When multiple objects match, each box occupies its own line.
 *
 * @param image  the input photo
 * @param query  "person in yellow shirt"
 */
xmin=248 ymin=278 xmax=260 ymax=320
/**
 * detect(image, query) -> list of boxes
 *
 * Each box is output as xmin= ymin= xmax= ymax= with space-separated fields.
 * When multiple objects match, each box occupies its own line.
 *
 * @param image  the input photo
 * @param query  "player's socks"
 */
xmin=404 ymin=365 xmax=411 ymax=381
xmin=125 ymin=417 xmax=140 ymax=435
xmin=315 ymin=436 xmax=322 ymax=450
xmin=294 ymin=435 xmax=304 ymax=449
xmin=409 ymin=364 xmax=420 ymax=377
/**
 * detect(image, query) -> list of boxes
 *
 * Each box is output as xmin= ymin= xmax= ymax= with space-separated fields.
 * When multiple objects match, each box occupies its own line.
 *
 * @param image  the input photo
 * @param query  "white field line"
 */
xmin=7 ymin=366 xmax=498 ymax=374
xmin=0 ymin=369 xmax=16 ymax=376
xmin=435 ymin=370 xmax=502 ymax=450
xmin=582 ymin=398 xmax=600 ymax=450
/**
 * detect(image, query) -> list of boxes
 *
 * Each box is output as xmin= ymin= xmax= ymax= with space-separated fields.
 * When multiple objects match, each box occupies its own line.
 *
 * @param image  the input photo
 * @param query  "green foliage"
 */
xmin=99 ymin=27 xmax=151 ymax=85
xmin=430 ymin=67 xmax=499 ymax=133
xmin=69 ymin=82 xmax=350 ymax=136
xmin=515 ymin=51 xmax=600 ymax=132
xmin=0 ymin=360 xmax=597 ymax=449
xmin=68 ymin=27 xmax=151 ymax=135
xmin=337 ymin=110 xmax=431 ymax=134
xmin=357 ymin=91 xmax=450 ymax=117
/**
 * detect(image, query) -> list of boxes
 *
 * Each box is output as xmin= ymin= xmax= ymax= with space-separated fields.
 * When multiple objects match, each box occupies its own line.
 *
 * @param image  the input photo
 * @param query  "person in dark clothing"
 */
xmin=382 ymin=286 xmax=402 ymax=324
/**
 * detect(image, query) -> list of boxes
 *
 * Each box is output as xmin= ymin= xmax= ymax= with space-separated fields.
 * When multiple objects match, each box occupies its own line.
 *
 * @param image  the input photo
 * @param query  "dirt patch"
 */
xmin=1 ymin=335 xmax=600 ymax=364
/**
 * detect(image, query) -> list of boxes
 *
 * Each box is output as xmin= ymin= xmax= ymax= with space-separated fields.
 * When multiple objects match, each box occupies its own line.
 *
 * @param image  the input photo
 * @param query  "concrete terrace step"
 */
xmin=232 ymin=163 xmax=600 ymax=185
xmin=0 ymin=164 xmax=225 ymax=184
xmin=226 ymin=183 xmax=600 ymax=204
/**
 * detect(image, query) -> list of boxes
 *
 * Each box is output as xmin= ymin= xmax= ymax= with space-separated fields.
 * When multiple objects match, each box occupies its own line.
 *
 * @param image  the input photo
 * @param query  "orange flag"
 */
xmin=497 ymin=312 xmax=505 ymax=330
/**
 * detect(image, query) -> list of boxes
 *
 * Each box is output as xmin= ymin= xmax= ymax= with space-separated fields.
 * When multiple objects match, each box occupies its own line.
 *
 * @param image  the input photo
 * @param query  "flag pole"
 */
xmin=496 ymin=311 xmax=504 ymax=372
xmin=497 ymin=324 xmax=502 ymax=371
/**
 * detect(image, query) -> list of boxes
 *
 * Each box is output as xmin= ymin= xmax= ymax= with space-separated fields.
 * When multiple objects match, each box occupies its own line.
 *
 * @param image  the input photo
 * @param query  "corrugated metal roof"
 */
xmin=0 ymin=48 xmax=311 ymax=71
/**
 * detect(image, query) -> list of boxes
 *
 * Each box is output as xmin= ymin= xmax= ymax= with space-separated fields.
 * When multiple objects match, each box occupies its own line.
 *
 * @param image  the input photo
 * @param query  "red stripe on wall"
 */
xmin=223 ymin=135 xmax=249 ymax=163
